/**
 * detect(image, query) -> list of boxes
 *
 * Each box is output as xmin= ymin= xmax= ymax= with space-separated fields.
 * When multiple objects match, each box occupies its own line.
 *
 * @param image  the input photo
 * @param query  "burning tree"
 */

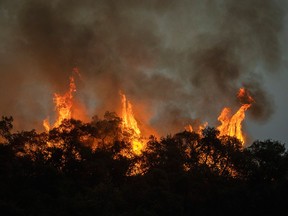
xmin=217 ymin=88 xmax=254 ymax=144
xmin=0 ymin=113 xmax=287 ymax=215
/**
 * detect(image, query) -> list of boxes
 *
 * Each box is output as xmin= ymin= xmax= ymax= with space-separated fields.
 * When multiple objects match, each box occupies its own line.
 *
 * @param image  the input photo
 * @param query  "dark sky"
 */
xmin=0 ymin=0 xmax=287 ymax=144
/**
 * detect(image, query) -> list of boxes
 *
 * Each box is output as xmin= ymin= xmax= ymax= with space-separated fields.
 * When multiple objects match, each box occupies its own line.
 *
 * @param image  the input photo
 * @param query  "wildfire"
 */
xmin=185 ymin=122 xmax=208 ymax=134
xmin=43 ymin=69 xmax=79 ymax=131
xmin=217 ymin=88 xmax=254 ymax=144
xmin=120 ymin=92 xmax=144 ymax=155
xmin=43 ymin=69 xmax=253 ymax=150
xmin=42 ymin=69 xmax=144 ymax=156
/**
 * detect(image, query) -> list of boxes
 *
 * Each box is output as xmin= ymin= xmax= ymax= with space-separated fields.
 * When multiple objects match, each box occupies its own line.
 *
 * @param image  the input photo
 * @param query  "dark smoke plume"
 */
xmin=0 ymin=0 xmax=284 ymax=135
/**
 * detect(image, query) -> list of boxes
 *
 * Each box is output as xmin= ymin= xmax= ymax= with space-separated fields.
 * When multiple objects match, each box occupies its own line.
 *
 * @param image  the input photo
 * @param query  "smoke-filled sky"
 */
xmin=0 ymin=0 xmax=287 ymax=144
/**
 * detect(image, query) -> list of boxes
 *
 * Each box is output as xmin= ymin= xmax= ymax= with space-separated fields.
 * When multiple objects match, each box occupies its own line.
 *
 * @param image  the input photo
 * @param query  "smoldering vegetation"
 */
xmin=0 ymin=0 xmax=285 ymax=135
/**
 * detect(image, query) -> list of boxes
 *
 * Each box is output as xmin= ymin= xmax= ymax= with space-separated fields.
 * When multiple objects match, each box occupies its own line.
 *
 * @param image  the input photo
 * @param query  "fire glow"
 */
xmin=185 ymin=88 xmax=254 ymax=144
xmin=120 ymin=92 xmax=144 ymax=155
xmin=43 ymin=72 xmax=254 ymax=155
xmin=217 ymin=88 xmax=254 ymax=144
xmin=43 ymin=69 xmax=81 ymax=131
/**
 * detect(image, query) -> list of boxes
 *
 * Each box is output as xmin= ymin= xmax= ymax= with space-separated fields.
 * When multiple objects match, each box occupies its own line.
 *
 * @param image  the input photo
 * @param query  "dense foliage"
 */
xmin=0 ymin=114 xmax=287 ymax=216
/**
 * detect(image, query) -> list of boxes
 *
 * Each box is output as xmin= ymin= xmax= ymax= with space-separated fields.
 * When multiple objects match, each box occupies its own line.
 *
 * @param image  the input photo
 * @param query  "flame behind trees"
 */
xmin=217 ymin=88 xmax=254 ymax=144
xmin=43 ymin=70 xmax=253 ymax=153
xmin=184 ymin=88 xmax=253 ymax=145
xmin=120 ymin=92 xmax=144 ymax=155
xmin=185 ymin=122 xmax=208 ymax=134
xmin=42 ymin=72 xmax=144 ymax=155
xmin=43 ymin=69 xmax=80 ymax=131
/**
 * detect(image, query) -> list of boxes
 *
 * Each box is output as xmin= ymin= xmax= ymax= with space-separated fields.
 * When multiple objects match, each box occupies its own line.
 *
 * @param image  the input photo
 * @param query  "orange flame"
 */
xmin=120 ymin=92 xmax=144 ymax=155
xmin=217 ymin=88 xmax=254 ymax=144
xmin=43 ymin=70 xmax=79 ymax=131
xmin=185 ymin=122 xmax=208 ymax=134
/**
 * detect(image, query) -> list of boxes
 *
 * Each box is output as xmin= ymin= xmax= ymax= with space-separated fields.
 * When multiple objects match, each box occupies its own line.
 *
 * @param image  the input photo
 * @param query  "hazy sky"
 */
xmin=247 ymin=68 xmax=288 ymax=144
xmin=247 ymin=9 xmax=288 ymax=144
xmin=0 ymin=0 xmax=287 ymax=144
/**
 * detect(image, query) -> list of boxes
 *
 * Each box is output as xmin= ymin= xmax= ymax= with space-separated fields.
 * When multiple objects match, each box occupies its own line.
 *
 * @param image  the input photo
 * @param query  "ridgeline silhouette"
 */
xmin=0 ymin=114 xmax=287 ymax=216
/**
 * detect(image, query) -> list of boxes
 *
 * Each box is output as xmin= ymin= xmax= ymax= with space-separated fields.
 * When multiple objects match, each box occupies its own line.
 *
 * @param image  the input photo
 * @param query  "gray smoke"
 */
xmin=0 ymin=0 xmax=285 ymax=135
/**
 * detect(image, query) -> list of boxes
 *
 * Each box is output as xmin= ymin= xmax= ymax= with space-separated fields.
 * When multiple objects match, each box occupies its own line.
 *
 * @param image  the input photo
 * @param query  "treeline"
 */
xmin=0 ymin=113 xmax=287 ymax=216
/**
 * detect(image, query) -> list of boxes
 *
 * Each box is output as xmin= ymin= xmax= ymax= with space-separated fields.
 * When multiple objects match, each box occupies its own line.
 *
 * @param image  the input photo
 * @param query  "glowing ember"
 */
xmin=217 ymin=88 xmax=254 ymax=144
xmin=120 ymin=92 xmax=144 ymax=155
xmin=43 ymin=70 xmax=78 ymax=131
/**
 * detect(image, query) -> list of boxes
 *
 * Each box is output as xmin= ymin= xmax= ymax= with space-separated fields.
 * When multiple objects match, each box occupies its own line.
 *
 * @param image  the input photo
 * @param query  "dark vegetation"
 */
xmin=0 ymin=113 xmax=287 ymax=216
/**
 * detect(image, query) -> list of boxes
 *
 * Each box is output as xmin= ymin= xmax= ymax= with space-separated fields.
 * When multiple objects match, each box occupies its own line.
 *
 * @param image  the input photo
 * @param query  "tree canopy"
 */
xmin=0 ymin=114 xmax=287 ymax=216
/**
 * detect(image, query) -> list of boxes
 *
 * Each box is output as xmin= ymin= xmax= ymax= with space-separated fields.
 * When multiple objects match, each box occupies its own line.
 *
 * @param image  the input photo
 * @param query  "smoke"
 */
xmin=0 ymin=0 xmax=284 ymax=135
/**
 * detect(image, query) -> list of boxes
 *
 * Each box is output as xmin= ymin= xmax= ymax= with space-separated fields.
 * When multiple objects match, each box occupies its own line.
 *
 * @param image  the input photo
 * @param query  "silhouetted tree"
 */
xmin=247 ymin=139 xmax=288 ymax=182
xmin=0 ymin=114 xmax=287 ymax=216
xmin=0 ymin=116 xmax=13 ymax=142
